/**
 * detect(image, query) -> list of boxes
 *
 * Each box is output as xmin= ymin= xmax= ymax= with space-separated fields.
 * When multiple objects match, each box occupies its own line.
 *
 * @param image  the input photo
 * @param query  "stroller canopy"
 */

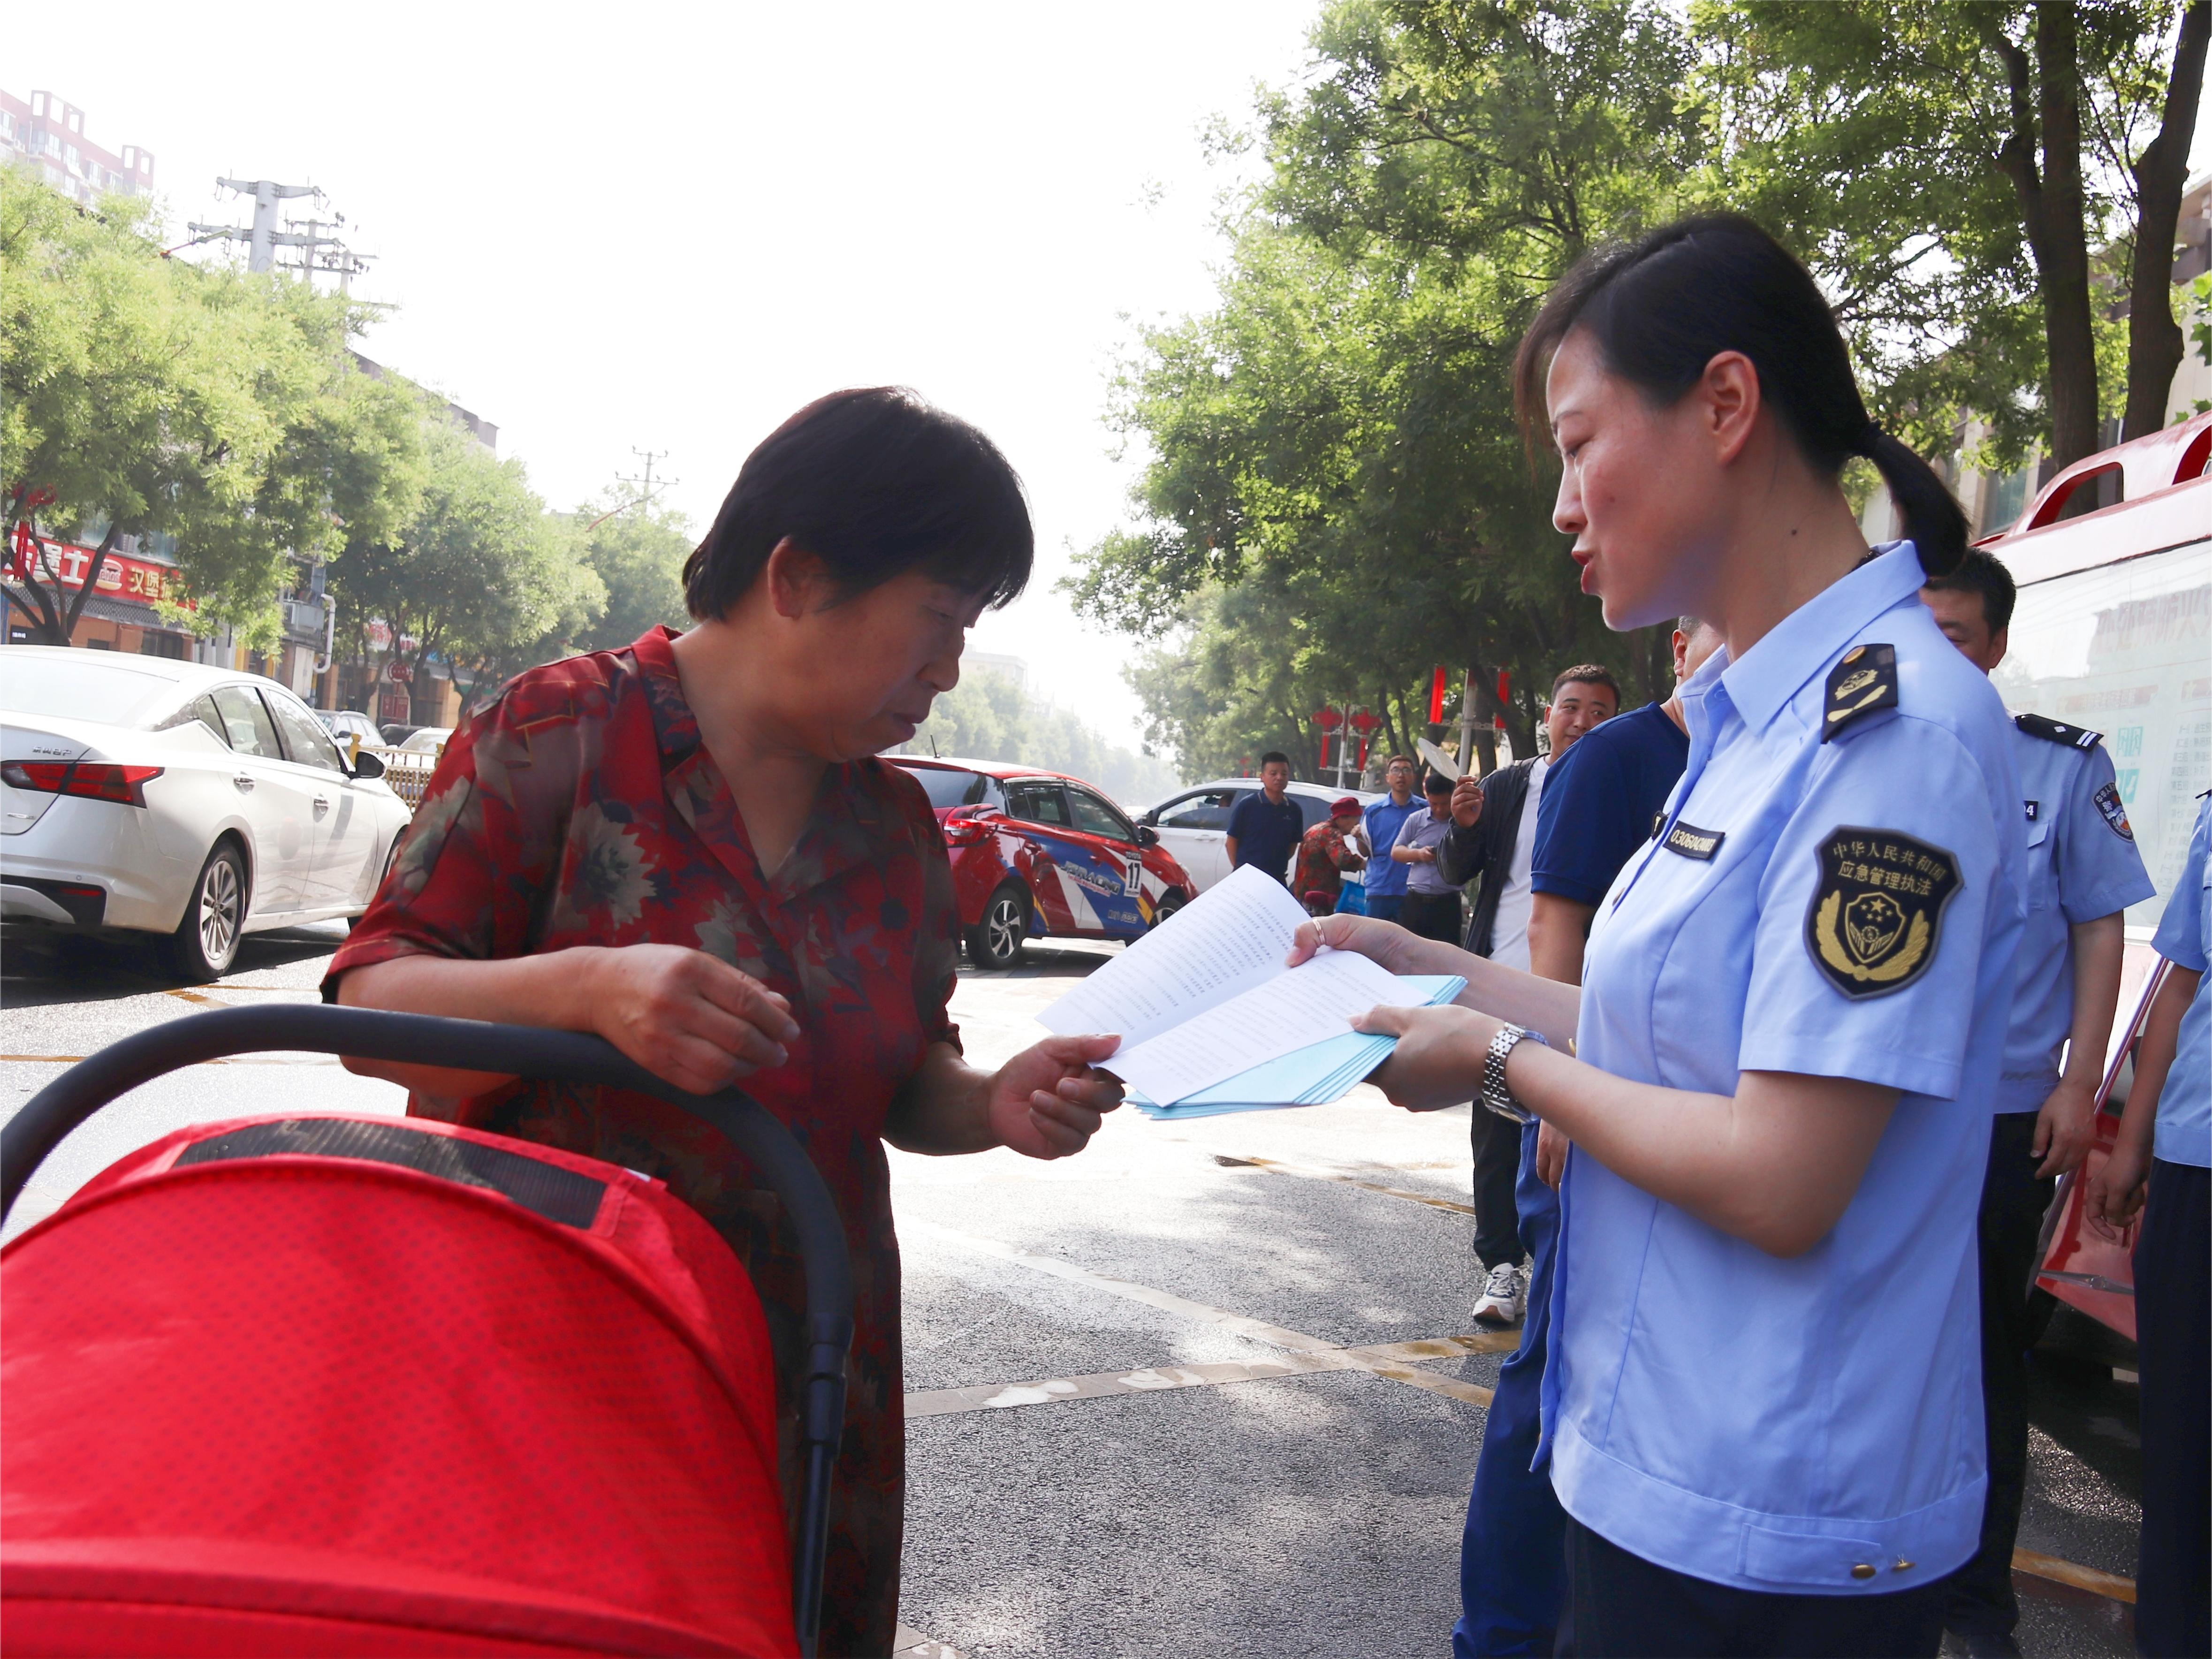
xmin=3 ymin=1113 xmax=798 ymax=1657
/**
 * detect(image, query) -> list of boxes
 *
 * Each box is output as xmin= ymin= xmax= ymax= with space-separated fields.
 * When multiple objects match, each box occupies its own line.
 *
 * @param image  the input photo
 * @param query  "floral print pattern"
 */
xmin=328 ymin=626 xmax=961 ymax=1657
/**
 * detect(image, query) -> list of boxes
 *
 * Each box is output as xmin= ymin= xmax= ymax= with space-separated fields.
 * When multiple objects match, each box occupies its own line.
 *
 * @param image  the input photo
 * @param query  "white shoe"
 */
xmin=1472 ymin=1262 xmax=1525 ymax=1328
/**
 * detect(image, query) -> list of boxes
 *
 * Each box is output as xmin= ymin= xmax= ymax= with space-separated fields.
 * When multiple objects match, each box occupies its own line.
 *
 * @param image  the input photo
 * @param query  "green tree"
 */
xmin=570 ymin=493 xmax=695 ymax=652
xmin=1709 ymin=0 xmax=2209 ymax=467
xmin=0 ymin=168 xmax=423 ymax=645
xmin=332 ymin=414 xmax=601 ymax=722
xmin=1068 ymin=0 xmax=1692 ymax=771
xmin=902 ymin=668 xmax=1182 ymax=808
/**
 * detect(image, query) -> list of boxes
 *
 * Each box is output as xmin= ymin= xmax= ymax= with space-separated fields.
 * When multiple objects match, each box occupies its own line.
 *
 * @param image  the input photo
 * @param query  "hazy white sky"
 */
xmin=15 ymin=1 xmax=1321 ymax=748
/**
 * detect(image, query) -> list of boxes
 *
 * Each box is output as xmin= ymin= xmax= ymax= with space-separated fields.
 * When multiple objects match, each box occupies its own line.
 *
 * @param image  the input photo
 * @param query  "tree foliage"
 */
xmin=570 ymin=495 xmax=695 ymax=654
xmin=331 ymin=415 xmax=601 ymax=720
xmin=0 ymin=168 xmax=424 ymax=646
xmin=900 ymin=669 xmax=1182 ymax=810
xmin=1074 ymin=0 xmax=2207 ymax=779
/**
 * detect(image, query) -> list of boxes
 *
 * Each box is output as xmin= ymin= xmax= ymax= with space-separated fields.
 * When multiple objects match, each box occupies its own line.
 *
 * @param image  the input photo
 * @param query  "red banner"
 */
xmin=1427 ymin=665 xmax=1448 ymax=724
xmin=5 ymin=533 xmax=190 ymax=609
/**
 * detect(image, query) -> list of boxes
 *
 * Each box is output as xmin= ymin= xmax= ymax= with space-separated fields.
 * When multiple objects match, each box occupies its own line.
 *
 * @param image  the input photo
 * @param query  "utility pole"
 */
xmin=614 ymin=449 xmax=677 ymax=513
xmin=185 ymin=181 xmax=372 ymax=291
xmin=585 ymin=450 xmax=682 ymax=533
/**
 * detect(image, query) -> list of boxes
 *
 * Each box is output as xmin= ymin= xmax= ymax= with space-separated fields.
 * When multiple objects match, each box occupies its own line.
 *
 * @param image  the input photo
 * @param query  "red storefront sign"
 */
xmin=5 ymin=532 xmax=191 ymax=610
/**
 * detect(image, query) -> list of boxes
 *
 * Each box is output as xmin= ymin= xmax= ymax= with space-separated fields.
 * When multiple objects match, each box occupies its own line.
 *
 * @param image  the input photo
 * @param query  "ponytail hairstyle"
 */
xmin=1512 ymin=213 xmax=1967 ymax=578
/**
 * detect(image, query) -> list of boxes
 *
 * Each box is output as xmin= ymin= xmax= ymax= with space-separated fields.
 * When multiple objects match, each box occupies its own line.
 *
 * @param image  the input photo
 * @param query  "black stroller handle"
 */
xmin=0 ymin=1004 xmax=852 ymax=1659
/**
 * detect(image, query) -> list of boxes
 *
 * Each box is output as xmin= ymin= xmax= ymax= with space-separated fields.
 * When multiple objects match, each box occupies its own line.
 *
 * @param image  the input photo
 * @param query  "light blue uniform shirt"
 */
xmin=2148 ymin=794 xmax=2211 ymax=1168
xmin=1994 ymin=722 xmax=2155 ymax=1113
xmin=1545 ymin=543 xmax=2024 ymax=1596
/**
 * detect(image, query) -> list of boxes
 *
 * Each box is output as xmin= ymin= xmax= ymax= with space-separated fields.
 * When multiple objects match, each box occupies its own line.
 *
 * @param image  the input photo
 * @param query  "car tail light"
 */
xmin=943 ymin=818 xmax=988 ymax=846
xmin=1 ymin=761 xmax=164 ymax=807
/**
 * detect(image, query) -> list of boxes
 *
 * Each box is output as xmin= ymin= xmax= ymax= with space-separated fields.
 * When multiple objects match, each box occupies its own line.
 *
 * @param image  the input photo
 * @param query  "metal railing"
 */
xmin=346 ymin=737 xmax=443 ymax=811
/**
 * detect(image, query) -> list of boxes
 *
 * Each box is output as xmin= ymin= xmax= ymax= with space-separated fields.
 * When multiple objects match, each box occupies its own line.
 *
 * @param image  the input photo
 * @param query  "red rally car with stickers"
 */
xmin=889 ymin=756 xmax=1199 ymax=969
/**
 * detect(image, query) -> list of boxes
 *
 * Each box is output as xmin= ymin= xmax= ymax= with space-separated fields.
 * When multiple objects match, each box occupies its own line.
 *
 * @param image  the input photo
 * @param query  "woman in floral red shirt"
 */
xmin=328 ymin=388 xmax=1123 ymax=1657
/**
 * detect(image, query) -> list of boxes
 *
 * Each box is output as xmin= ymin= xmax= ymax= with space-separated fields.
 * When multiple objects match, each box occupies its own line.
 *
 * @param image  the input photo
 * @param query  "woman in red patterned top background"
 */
xmin=327 ymin=388 xmax=1125 ymax=1656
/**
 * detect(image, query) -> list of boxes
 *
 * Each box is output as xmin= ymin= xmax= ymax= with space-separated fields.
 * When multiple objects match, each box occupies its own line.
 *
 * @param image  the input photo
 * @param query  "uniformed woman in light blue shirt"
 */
xmin=1295 ymin=214 xmax=2025 ymax=1658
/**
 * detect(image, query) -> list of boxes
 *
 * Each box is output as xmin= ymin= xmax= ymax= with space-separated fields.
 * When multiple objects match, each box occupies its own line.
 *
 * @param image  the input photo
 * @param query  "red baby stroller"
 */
xmin=0 ymin=1005 xmax=852 ymax=1658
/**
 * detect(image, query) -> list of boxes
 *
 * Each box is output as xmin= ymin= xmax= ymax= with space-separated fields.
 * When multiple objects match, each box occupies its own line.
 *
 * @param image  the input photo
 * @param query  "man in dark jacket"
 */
xmin=1435 ymin=665 xmax=1618 ymax=1325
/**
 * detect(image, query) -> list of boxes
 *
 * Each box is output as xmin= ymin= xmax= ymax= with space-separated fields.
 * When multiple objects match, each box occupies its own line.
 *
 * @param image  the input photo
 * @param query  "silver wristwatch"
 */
xmin=1482 ymin=1024 xmax=1549 ymax=1124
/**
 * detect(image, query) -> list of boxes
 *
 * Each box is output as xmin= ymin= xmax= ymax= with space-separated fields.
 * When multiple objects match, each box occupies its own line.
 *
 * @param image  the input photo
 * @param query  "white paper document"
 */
xmin=1038 ymin=864 xmax=1442 ymax=1108
xmin=1037 ymin=864 xmax=1313 ymax=1051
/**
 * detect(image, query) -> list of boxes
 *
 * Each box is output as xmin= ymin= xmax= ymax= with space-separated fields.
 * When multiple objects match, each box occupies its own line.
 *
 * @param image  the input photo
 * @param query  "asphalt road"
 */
xmin=0 ymin=925 xmax=2150 ymax=1658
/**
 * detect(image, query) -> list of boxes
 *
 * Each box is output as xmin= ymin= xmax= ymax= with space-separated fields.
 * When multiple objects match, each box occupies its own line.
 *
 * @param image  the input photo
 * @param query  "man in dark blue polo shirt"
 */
xmin=1224 ymin=752 xmax=1303 ymax=884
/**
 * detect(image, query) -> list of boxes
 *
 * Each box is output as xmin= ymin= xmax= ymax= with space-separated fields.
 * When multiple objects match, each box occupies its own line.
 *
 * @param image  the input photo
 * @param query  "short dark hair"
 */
xmin=1921 ymin=548 xmax=2016 ymax=632
xmin=684 ymin=387 xmax=1033 ymax=621
xmin=1259 ymin=751 xmax=1291 ymax=770
xmin=1551 ymin=663 xmax=1620 ymax=702
xmin=1422 ymin=770 xmax=1454 ymax=795
xmin=1383 ymin=753 xmax=1415 ymax=771
xmin=1514 ymin=213 xmax=1967 ymax=577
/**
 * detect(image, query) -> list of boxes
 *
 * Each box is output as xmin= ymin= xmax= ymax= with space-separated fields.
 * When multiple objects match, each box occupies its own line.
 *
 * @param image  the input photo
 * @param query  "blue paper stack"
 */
xmin=1125 ymin=974 xmax=1466 ymax=1119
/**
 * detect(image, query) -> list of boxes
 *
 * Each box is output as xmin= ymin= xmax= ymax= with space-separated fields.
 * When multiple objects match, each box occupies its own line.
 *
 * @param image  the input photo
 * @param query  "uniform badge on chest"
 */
xmin=1805 ymin=827 xmax=1962 ymax=998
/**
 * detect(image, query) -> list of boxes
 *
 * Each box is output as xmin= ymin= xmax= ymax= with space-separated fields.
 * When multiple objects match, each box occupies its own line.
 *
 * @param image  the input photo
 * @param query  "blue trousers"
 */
xmin=1453 ymin=1122 xmax=1567 ymax=1658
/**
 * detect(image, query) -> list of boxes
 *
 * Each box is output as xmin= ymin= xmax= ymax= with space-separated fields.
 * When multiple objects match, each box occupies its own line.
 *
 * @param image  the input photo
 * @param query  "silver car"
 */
xmin=1 ymin=649 xmax=414 ymax=978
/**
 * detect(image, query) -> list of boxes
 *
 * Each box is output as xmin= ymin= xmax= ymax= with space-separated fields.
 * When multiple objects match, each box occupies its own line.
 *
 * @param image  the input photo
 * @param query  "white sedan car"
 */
xmin=1137 ymin=777 xmax=1382 ymax=890
xmin=0 ymin=649 xmax=414 ymax=978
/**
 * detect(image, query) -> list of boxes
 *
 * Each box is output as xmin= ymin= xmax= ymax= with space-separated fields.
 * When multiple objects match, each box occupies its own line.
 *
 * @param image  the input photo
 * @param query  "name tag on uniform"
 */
xmin=1663 ymin=822 xmax=1726 ymax=860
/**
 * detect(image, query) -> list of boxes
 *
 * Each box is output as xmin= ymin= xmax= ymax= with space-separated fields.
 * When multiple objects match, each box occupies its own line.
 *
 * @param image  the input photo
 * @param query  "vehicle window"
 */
xmin=902 ymin=765 xmax=990 ymax=809
xmin=1159 ymin=790 xmax=1236 ymax=832
xmin=209 ymin=685 xmax=281 ymax=759
xmin=1294 ymin=794 xmax=1333 ymax=830
xmin=0 ymin=655 xmax=176 ymax=726
xmin=264 ymin=690 xmax=348 ymax=774
xmin=155 ymin=693 xmax=230 ymax=746
xmin=1006 ymin=783 xmax=1072 ymax=826
xmin=1068 ymin=786 xmax=1136 ymax=844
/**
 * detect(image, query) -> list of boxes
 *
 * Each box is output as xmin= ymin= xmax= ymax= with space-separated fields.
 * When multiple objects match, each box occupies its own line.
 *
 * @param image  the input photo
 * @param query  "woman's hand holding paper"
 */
xmin=1351 ymin=1002 xmax=1503 ymax=1112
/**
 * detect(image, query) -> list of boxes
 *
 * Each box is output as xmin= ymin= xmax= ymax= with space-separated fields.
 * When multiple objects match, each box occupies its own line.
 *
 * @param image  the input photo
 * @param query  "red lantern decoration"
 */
xmin=1313 ymin=707 xmax=1344 ymax=731
xmin=1349 ymin=708 xmax=1380 ymax=736
xmin=1496 ymin=670 xmax=1512 ymax=704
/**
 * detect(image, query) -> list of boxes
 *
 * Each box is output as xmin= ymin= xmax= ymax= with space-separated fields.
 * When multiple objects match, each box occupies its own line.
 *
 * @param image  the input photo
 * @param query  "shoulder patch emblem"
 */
xmin=2093 ymin=781 xmax=2134 ymax=840
xmin=1806 ymin=827 xmax=1962 ymax=999
xmin=1823 ymin=645 xmax=1898 ymax=742
xmin=2015 ymin=712 xmax=2101 ymax=750
xmin=1662 ymin=821 xmax=1726 ymax=861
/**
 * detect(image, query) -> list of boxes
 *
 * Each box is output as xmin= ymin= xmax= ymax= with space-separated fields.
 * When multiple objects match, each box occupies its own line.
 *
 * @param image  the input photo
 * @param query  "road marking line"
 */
xmin=892 ymin=1625 xmax=964 ymax=1658
xmin=2011 ymin=1548 xmax=2135 ymax=1604
xmin=906 ymin=1221 xmax=1503 ymax=1411
xmin=1213 ymin=1153 xmax=1476 ymax=1216
xmin=906 ymin=1332 xmax=1513 ymax=1419
xmin=164 ymin=988 xmax=228 ymax=1008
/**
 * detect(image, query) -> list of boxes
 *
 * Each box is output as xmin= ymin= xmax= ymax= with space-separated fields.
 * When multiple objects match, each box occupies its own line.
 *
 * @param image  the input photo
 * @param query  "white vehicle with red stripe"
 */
xmin=0 ymin=648 xmax=413 ymax=978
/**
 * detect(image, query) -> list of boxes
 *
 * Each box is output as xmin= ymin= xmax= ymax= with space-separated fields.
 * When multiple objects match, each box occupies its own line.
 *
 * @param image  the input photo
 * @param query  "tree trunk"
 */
xmin=2124 ymin=0 xmax=2211 ymax=441
xmin=2 ymin=521 xmax=124 ymax=646
xmin=1986 ymin=4 xmax=2101 ymax=469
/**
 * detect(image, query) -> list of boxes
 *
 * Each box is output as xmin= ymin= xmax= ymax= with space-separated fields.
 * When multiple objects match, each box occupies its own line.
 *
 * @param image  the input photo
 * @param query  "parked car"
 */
xmin=1 ymin=648 xmax=414 ymax=978
xmin=1138 ymin=777 xmax=1383 ymax=891
xmin=314 ymin=708 xmax=381 ymax=749
xmin=888 ymin=755 xmax=1199 ymax=969
xmin=396 ymin=727 xmax=455 ymax=755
